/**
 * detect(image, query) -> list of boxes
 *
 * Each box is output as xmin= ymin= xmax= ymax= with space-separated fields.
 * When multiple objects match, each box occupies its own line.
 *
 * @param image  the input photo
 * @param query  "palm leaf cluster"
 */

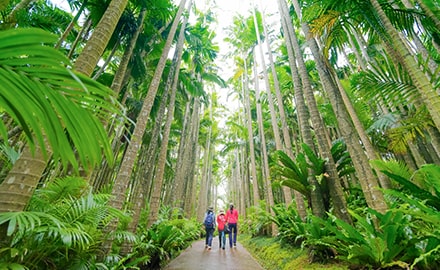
xmin=0 ymin=177 xmax=129 ymax=269
xmin=266 ymin=161 xmax=440 ymax=269
xmin=0 ymin=28 xmax=120 ymax=171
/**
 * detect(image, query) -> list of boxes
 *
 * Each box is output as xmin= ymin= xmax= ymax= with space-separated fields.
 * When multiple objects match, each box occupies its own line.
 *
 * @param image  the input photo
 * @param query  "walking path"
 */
xmin=162 ymin=239 xmax=264 ymax=270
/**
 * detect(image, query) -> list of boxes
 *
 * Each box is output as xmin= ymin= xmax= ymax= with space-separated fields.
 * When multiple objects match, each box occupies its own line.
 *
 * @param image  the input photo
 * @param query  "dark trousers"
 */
xmin=218 ymin=230 xmax=226 ymax=248
xmin=228 ymin=223 xmax=237 ymax=247
xmin=205 ymin=227 xmax=214 ymax=247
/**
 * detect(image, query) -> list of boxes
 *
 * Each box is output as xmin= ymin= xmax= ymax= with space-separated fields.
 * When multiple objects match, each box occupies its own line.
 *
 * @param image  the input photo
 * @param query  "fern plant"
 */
xmin=0 ymin=177 xmax=131 ymax=270
xmin=240 ymin=201 xmax=273 ymax=237
xmin=372 ymin=161 xmax=440 ymax=269
xmin=315 ymin=209 xmax=415 ymax=269
xmin=271 ymin=204 xmax=307 ymax=246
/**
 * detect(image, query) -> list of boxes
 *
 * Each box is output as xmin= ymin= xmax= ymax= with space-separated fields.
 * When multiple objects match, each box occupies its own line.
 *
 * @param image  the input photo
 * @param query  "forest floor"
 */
xmin=162 ymin=238 xmax=264 ymax=270
xmin=241 ymin=235 xmax=349 ymax=270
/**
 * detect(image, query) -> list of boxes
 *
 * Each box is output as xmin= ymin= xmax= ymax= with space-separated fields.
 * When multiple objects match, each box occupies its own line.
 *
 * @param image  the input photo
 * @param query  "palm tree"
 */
xmin=368 ymin=0 xmax=440 ymax=131
xmin=147 ymin=1 xmax=191 ymax=227
xmin=252 ymin=7 xmax=293 ymax=206
xmin=73 ymin=0 xmax=131 ymax=76
xmin=289 ymin=0 xmax=388 ymax=214
xmin=277 ymin=0 xmax=327 ymax=219
xmin=224 ymin=15 xmax=262 ymax=207
xmin=0 ymin=28 xmax=120 ymax=214
xmin=253 ymin=48 xmax=277 ymax=234
xmin=100 ymin=0 xmax=188 ymax=254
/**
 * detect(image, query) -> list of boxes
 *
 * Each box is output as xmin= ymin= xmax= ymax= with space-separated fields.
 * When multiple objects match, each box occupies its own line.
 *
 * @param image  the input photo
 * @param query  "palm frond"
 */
xmin=272 ymin=150 xmax=310 ymax=196
xmin=354 ymin=58 xmax=419 ymax=107
xmin=0 ymin=28 xmax=123 ymax=170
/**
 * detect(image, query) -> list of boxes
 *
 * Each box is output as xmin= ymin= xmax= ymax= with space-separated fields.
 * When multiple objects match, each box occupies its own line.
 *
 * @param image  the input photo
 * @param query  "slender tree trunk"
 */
xmin=243 ymin=57 xmax=261 ymax=206
xmin=253 ymin=6 xmax=293 ymax=206
xmin=262 ymin=6 xmax=306 ymax=212
xmin=172 ymin=102 xmax=192 ymax=206
xmin=55 ymin=0 xmax=88 ymax=49
xmin=197 ymin=137 xmax=211 ymax=221
xmin=184 ymin=97 xmax=201 ymax=217
xmin=100 ymin=0 xmax=187 ymax=255
xmin=416 ymin=0 xmax=440 ymax=41
xmin=278 ymin=0 xmax=326 ymax=219
xmin=92 ymin=35 xmax=122 ymax=80
xmin=110 ymin=8 xmax=147 ymax=93
xmin=292 ymin=0 xmax=388 ymax=213
xmin=253 ymin=48 xmax=277 ymax=235
xmin=147 ymin=52 xmax=183 ymax=227
xmin=74 ymin=0 xmax=129 ymax=76
xmin=198 ymin=94 xmax=213 ymax=221
xmin=4 ymin=0 xmax=35 ymax=26
xmin=68 ymin=17 xmax=92 ymax=59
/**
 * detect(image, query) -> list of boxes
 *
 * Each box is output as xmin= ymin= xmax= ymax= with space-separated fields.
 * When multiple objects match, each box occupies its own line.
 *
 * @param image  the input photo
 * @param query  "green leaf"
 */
xmin=0 ymin=28 xmax=124 ymax=170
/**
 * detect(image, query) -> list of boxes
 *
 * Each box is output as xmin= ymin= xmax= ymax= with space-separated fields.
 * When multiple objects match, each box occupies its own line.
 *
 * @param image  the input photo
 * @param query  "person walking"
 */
xmin=226 ymin=203 xmax=238 ymax=248
xmin=216 ymin=209 xmax=227 ymax=250
xmin=203 ymin=206 xmax=216 ymax=250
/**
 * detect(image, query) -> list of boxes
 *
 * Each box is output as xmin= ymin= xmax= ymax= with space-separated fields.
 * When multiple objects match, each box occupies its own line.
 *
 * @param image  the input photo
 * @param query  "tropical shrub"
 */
xmin=271 ymin=204 xmax=307 ymax=246
xmin=132 ymin=206 xmax=203 ymax=269
xmin=0 ymin=177 xmax=132 ymax=270
xmin=306 ymin=209 xmax=416 ymax=269
xmin=240 ymin=200 xmax=273 ymax=237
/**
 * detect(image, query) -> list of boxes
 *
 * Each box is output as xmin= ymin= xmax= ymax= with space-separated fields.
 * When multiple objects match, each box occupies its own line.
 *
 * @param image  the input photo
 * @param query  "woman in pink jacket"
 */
xmin=225 ymin=203 xmax=238 ymax=248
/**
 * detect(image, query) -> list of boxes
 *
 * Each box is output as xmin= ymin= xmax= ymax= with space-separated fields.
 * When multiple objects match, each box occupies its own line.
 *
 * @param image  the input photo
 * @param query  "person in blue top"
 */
xmin=203 ymin=206 xmax=216 ymax=250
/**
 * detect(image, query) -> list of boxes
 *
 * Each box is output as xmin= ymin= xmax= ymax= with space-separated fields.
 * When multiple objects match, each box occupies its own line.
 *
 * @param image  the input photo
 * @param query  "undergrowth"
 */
xmin=241 ymin=234 xmax=348 ymax=270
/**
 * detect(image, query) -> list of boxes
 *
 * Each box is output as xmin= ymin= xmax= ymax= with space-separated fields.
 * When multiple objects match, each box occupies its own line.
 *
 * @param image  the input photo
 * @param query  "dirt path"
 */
xmin=162 ymin=239 xmax=264 ymax=270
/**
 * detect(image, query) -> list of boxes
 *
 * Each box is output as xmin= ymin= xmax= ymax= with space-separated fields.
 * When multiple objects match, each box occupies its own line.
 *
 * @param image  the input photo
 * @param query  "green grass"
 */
xmin=240 ymin=235 xmax=348 ymax=270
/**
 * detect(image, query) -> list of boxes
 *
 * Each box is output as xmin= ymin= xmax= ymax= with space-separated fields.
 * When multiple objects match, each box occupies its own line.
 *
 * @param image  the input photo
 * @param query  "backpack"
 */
xmin=204 ymin=212 xmax=214 ymax=228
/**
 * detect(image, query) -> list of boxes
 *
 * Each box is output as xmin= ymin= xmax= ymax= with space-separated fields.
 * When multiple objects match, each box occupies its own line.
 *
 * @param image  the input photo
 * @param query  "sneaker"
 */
xmin=233 ymin=243 xmax=236 ymax=248
xmin=222 ymin=247 xmax=225 ymax=250
xmin=205 ymin=245 xmax=208 ymax=249
xmin=208 ymin=246 xmax=211 ymax=250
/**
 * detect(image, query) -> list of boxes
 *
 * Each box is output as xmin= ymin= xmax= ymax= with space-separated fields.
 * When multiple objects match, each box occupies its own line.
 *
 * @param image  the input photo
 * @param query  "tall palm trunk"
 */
xmin=190 ymin=143 xmax=202 ymax=215
xmin=92 ymin=35 xmax=122 ymax=80
xmin=278 ymin=0 xmax=326 ymax=219
xmin=110 ymin=8 xmax=147 ymax=93
xmin=183 ymin=97 xmax=201 ymax=217
xmin=253 ymin=48 xmax=277 ymax=235
xmin=74 ymin=0 xmax=129 ymax=76
xmin=68 ymin=17 xmax=92 ymax=59
xmin=100 ymin=0 xmax=187 ymax=255
xmin=124 ymin=6 xmax=189 ymax=237
xmin=197 ymin=132 xmax=212 ymax=220
xmin=281 ymin=0 xmax=351 ymax=223
xmin=198 ymin=98 xmax=213 ymax=220
xmin=4 ymin=0 xmax=35 ymax=26
xmin=291 ymin=0 xmax=388 ymax=214
xmin=252 ymin=7 xmax=293 ymax=206
xmin=148 ymin=4 xmax=190 ymax=226
xmin=243 ymin=58 xmax=261 ymax=206
xmin=416 ymin=0 xmax=440 ymax=39
xmin=172 ymin=101 xmax=192 ymax=206
xmin=261 ymin=6 xmax=305 ymax=212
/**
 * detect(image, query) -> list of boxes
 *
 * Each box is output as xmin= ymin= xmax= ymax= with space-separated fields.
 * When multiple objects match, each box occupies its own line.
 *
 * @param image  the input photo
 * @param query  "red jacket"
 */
xmin=217 ymin=213 xmax=227 ymax=230
xmin=226 ymin=208 xmax=238 ymax=224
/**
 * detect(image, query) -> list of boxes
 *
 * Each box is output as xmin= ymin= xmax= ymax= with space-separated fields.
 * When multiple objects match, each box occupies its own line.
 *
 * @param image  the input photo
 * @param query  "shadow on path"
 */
xmin=162 ymin=239 xmax=264 ymax=270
